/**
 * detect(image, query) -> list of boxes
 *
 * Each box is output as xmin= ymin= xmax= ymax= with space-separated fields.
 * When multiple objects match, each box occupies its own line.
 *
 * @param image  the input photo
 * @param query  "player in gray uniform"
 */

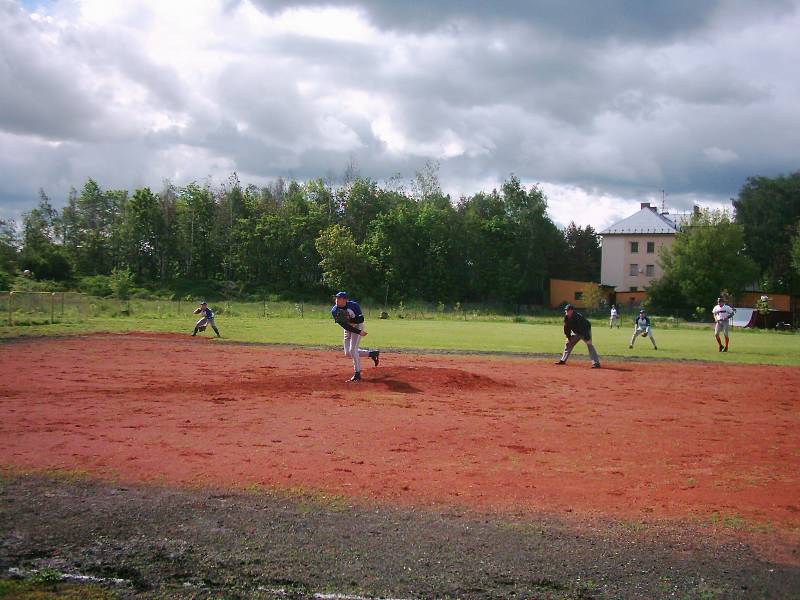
xmin=629 ymin=309 xmax=657 ymax=350
xmin=554 ymin=304 xmax=601 ymax=368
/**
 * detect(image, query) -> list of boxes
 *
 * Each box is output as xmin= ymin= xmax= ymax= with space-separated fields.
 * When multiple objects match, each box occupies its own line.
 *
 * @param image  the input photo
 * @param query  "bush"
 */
xmin=77 ymin=275 xmax=113 ymax=298
xmin=0 ymin=269 xmax=10 ymax=290
xmin=11 ymin=275 xmax=64 ymax=292
xmin=109 ymin=268 xmax=134 ymax=300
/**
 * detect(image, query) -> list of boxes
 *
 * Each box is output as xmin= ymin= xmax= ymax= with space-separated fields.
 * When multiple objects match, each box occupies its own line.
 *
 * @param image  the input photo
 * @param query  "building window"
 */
xmin=645 ymin=264 xmax=655 ymax=276
xmin=647 ymin=241 xmax=655 ymax=253
xmin=629 ymin=263 xmax=638 ymax=276
xmin=574 ymin=291 xmax=583 ymax=300
xmin=630 ymin=241 xmax=639 ymax=253
xmin=630 ymin=287 xmax=638 ymax=292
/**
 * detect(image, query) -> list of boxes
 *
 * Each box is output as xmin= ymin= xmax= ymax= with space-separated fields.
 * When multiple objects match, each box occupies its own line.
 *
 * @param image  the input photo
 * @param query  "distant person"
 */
xmin=609 ymin=304 xmax=620 ymax=328
xmin=555 ymin=304 xmax=601 ymax=369
xmin=331 ymin=291 xmax=380 ymax=382
xmin=629 ymin=309 xmax=657 ymax=350
xmin=192 ymin=301 xmax=221 ymax=337
xmin=712 ymin=297 xmax=734 ymax=352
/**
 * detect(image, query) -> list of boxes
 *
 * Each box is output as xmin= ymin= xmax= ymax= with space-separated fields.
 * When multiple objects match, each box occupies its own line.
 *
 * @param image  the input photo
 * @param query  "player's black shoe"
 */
xmin=722 ymin=347 xmax=728 ymax=352
xmin=347 ymin=372 xmax=362 ymax=383
xmin=369 ymin=351 xmax=380 ymax=366
xmin=554 ymin=360 xmax=566 ymax=365
xmin=591 ymin=363 xmax=601 ymax=369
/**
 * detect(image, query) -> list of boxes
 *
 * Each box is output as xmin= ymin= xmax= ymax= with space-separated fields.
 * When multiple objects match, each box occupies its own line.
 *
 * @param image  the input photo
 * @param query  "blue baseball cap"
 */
xmin=335 ymin=291 xmax=348 ymax=298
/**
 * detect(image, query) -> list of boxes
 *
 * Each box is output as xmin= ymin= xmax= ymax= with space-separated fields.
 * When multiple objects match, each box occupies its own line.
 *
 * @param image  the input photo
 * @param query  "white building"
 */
xmin=599 ymin=202 xmax=682 ymax=294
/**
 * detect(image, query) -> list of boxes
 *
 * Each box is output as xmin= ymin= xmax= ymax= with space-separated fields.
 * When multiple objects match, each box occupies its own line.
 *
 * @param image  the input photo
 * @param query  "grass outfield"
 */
xmin=1 ymin=316 xmax=798 ymax=366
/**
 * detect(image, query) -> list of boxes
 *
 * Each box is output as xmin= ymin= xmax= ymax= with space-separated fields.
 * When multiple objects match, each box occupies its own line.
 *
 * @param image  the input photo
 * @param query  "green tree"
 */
xmin=71 ymin=179 xmax=124 ymax=275
xmin=109 ymin=267 xmax=135 ymax=300
xmin=175 ymin=183 xmax=216 ymax=279
xmin=581 ymin=282 xmax=602 ymax=314
xmin=791 ymin=225 xmax=800 ymax=278
xmin=0 ymin=218 xmax=19 ymax=273
xmin=563 ymin=222 xmax=601 ymax=281
xmin=733 ymin=171 xmax=800 ymax=292
xmin=657 ymin=208 xmax=758 ymax=312
xmin=18 ymin=191 xmax=71 ymax=280
xmin=118 ymin=187 xmax=164 ymax=279
xmin=315 ymin=224 xmax=370 ymax=292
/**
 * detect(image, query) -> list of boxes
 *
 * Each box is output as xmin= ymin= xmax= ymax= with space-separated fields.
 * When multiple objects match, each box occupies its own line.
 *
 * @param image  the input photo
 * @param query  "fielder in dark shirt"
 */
xmin=555 ymin=304 xmax=601 ymax=368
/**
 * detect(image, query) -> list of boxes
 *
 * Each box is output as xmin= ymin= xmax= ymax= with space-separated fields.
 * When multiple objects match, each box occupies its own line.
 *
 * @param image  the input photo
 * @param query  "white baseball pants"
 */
xmin=343 ymin=323 xmax=372 ymax=373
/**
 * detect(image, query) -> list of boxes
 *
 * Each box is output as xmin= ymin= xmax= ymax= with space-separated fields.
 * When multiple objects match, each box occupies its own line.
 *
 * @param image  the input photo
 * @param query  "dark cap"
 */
xmin=335 ymin=291 xmax=348 ymax=298
xmin=564 ymin=304 xmax=574 ymax=311
xmin=639 ymin=309 xmax=646 ymax=313
xmin=200 ymin=301 xmax=208 ymax=305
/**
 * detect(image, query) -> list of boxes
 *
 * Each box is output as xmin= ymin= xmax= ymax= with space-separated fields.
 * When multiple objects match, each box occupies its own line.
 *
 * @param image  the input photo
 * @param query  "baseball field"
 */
xmin=1 ymin=320 xmax=799 ymax=598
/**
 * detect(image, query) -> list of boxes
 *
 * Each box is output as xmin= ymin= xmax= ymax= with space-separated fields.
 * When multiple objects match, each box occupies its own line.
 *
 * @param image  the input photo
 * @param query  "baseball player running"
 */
xmin=712 ymin=297 xmax=734 ymax=352
xmin=629 ymin=308 xmax=657 ymax=350
xmin=555 ymin=304 xmax=601 ymax=368
xmin=192 ymin=301 xmax=221 ymax=337
xmin=331 ymin=291 xmax=380 ymax=382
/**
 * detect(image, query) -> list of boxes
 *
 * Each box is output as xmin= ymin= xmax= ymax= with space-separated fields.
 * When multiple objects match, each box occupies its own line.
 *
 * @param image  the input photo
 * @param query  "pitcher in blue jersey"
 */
xmin=192 ymin=301 xmax=221 ymax=337
xmin=331 ymin=291 xmax=380 ymax=382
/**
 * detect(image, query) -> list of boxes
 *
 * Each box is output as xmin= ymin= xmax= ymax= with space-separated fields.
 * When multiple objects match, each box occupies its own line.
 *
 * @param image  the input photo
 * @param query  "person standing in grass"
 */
xmin=609 ymin=304 xmax=620 ymax=328
xmin=192 ymin=301 xmax=221 ymax=337
xmin=555 ymin=304 xmax=601 ymax=369
xmin=712 ymin=297 xmax=734 ymax=352
xmin=629 ymin=309 xmax=657 ymax=350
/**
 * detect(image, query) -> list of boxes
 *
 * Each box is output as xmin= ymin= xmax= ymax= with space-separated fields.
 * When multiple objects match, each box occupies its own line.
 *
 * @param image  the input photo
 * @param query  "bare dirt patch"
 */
xmin=1 ymin=332 xmax=799 ymax=595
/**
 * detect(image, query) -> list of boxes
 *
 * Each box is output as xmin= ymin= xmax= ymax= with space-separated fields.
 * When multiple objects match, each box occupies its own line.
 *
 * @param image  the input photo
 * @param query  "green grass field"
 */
xmin=1 ymin=315 xmax=798 ymax=366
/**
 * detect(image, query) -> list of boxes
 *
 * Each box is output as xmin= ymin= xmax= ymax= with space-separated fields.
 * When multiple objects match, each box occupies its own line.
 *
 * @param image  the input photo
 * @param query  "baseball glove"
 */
xmin=641 ymin=331 xmax=648 ymax=338
xmin=198 ymin=325 xmax=207 ymax=332
xmin=333 ymin=307 xmax=350 ymax=325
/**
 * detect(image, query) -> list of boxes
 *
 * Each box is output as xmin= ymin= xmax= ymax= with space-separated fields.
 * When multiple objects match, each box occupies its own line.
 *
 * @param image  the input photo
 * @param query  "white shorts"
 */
xmin=714 ymin=320 xmax=729 ymax=336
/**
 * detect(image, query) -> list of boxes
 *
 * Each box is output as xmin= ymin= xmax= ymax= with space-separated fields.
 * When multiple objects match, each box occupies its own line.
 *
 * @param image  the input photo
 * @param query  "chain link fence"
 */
xmin=0 ymin=291 xmax=570 ymax=327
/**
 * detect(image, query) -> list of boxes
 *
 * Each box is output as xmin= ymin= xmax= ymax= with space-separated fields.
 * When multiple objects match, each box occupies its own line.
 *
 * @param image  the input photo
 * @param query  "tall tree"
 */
xmin=563 ymin=222 xmax=601 ymax=281
xmin=656 ymin=209 xmax=758 ymax=312
xmin=315 ymin=224 xmax=370 ymax=292
xmin=502 ymin=176 xmax=566 ymax=304
xmin=70 ymin=179 xmax=123 ymax=275
xmin=733 ymin=171 xmax=800 ymax=292
xmin=19 ymin=191 xmax=70 ymax=280
xmin=175 ymin=183 xmax=217 ymax=279
xmin=118 ymin=187 xmax=164 ymax=279
xmin=790 ymin=225 xmax=800 ymax=279
xmin=0 ymin=218 xmax=19 ymax=274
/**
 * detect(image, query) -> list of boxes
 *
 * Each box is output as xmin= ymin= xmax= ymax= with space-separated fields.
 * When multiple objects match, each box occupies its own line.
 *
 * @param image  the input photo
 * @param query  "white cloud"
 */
xmin=1 ymin=0 xmax=799 ymax=231
xmin=703 ymin=146 xmax=739 ymax=164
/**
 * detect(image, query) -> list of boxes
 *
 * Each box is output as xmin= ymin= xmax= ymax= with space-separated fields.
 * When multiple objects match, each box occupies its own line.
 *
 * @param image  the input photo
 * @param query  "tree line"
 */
xmin=0 ymin=169 xmax=601 ymax=305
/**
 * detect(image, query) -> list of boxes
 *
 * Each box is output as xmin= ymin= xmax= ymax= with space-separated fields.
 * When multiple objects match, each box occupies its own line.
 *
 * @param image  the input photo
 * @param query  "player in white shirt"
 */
xmin=609 ymin=304 xmax=620 ymax=328
xmin=712 ymin=297 xmax=734 ymax=352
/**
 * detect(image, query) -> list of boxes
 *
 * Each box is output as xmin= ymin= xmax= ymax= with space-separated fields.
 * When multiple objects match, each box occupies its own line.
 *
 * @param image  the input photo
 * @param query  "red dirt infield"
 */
xmin=2 ymin=333 xmax=799 ymax=540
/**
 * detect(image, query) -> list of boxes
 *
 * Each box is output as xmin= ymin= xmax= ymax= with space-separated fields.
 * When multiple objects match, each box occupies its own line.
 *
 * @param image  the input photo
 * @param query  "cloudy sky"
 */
xmin=2 ymin=0 xmax=799 ymax=230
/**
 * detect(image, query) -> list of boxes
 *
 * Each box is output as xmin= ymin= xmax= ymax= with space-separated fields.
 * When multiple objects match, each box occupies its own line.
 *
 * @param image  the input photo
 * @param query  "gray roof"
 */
xmin=600 ymin=207 xmax=679 ymax=235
